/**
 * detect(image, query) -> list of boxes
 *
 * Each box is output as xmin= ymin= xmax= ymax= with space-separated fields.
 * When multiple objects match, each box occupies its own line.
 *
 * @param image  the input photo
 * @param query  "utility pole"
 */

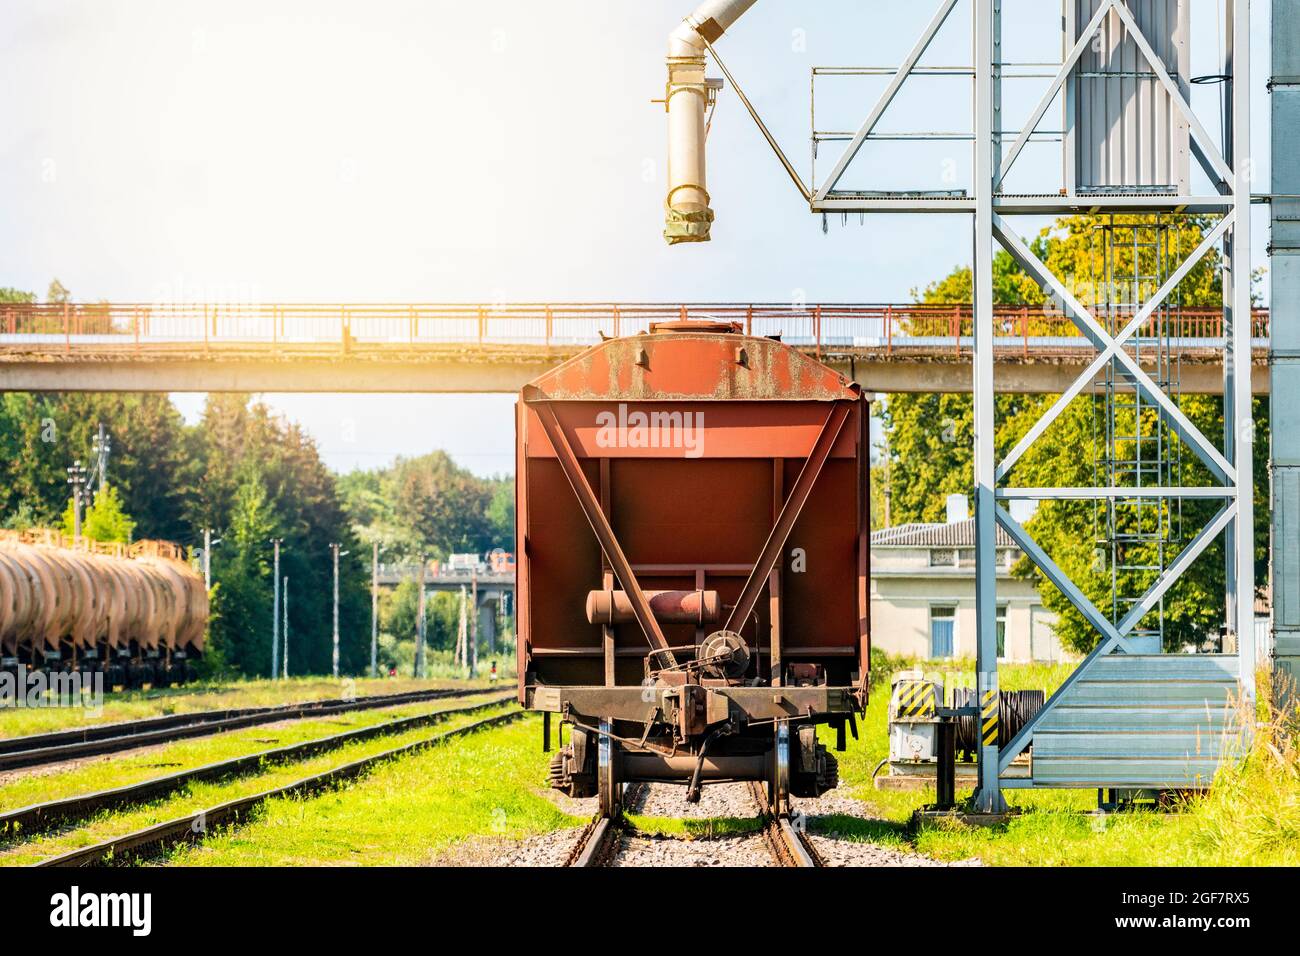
xmin=415 ymin=557 xmax=427 ymax=678
xmin=370 ymin=541 xmax=379 ymax=679
xmin=462 ymin=582 xmax=473 ymax=671
xmin=271 ymin=538 xmax=282 ymax=679
xmin=92 ymin=423 xmax=110 ymax=492
xmin=199 ymin=529 xmax=222 ymax=592
xmin=282 ymin=576 xmax=289 ymax=679
xmin=469 ymin=564 xmax=478 ymax=678
xmin=331 ymin=543 xmax=341 ymax=679
xmin=203 ymin=528 xmax=212 ymax=590
xmin=65 ymin=461 xmax=88 ymax=542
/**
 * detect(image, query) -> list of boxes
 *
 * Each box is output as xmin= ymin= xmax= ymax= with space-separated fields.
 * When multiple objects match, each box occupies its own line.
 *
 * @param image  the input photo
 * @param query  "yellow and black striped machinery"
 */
xmin=887 ymin=673 xmax=1047 ymax=772
xmin=887 ymin=672 xmax=944 ymax=766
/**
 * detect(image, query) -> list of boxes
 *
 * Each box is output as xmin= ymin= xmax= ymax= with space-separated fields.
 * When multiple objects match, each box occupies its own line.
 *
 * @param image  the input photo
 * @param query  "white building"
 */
xmin=869 ymin=498 xmax=1067 ymax=663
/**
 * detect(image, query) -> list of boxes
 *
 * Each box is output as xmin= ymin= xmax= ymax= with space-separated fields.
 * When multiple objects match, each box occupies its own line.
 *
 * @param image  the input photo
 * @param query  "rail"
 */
xmin=35 ymin=708 xmax=524 ymax=866
xmin=0 ymin=302 xmax=1271 ymax=360
xmin=0 ymin=695 xmax=514 ymax=839
xmin=0 ymin=685 xmax=498 ymax=770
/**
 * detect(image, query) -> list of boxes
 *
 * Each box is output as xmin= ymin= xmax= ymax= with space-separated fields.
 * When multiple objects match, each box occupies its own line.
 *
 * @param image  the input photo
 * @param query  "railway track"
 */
xmin=34 ymin=708 xmax=524 ymax=866
xmin=0 ymin=694 xmax=515 ymax=839
xmin=565 ymin=782 xmax=824 ymax=868
xmin=748 ymin=781 xmax=825 ymax=868
xmin=0 ymin=685 xmax=502 ymax=771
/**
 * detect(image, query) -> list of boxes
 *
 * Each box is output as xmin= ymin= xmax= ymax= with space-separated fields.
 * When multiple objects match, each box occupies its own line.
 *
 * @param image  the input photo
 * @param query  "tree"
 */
xmin=184 ymin=396 xmax=371 ymax=676
xmin=45 ymin=279 xmax=70 ymax=304
xmin=61 ymin=483 xmax=136 ymax=544
xmin=208 ymin=467 xmax=277 ymax=675
xmin=390 ymin=452 xmax=493 ymax=557
xmin=0 ymin=288 xmax=35 ymax=304
xmin=485 ymin=479 xmax=515 ymax=547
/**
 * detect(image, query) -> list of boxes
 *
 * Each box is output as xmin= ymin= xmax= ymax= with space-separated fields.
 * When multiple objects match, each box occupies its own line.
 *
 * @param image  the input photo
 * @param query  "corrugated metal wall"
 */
xmin=1065 ymin=0 xmax=1190 ymax=192
xmin=1272 ymin=0 xmax=1300 ymax=704
xmin=1027 ymin=654 xmax=1242 ymax=788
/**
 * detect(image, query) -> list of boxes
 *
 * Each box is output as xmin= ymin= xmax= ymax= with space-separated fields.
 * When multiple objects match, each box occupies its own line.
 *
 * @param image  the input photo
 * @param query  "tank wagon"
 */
xmin=0 ymin=530 xmax=207 ymax=688
xmin=516 ymin=320 xmax=868 ymax=815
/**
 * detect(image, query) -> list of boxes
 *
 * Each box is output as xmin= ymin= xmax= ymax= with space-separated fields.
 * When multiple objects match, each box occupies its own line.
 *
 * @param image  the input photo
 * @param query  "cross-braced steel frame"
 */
xmin=701 ymin=0 xmax=1256 ymax=812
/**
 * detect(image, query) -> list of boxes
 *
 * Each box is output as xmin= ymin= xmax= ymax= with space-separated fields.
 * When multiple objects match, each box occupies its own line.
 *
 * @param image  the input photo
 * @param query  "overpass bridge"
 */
xmin=375 ymin=565 xmax=513 ymax=653
xmin=0 ymin=302 xmax=1270 ymax=394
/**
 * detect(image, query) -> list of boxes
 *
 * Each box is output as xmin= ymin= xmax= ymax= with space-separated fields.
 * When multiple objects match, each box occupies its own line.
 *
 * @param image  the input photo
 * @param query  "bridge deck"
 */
xmin=0 ymin=303 xmax=1269 ymax=394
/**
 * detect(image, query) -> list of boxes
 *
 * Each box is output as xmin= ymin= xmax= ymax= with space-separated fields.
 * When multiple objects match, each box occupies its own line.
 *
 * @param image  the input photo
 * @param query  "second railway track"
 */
xmin=0 ymin=694 xmax=516 ymax=840
xmin=0 ymin=685 xmax=503 ymax=771
xmin=34 ymin=708 xmax=525 ymax=866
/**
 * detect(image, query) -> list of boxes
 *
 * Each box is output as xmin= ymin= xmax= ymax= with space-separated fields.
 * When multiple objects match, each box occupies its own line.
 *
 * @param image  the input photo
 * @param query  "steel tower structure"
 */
xmin=664 ymin=0 xmax=1259 ymax=811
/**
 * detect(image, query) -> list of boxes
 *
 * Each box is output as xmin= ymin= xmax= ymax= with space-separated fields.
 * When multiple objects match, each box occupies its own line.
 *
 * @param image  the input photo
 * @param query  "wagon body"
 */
xmin=0 ymin=532 xmax=207 ymax=684
xmin=516 ymin=323 xmax=869 ymax=807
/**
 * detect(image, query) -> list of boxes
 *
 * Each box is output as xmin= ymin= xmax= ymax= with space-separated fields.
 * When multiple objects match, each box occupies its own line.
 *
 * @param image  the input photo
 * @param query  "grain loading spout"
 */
xmin=664 ymin=0 xmax=760 ymax=244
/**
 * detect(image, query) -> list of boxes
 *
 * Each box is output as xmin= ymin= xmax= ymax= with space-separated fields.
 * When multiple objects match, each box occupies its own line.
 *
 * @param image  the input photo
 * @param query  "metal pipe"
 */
xmin=621 ymin=751 xmax=767 ymax=781
xmin=664 ymin=0 xmax=760 ymax=243
xmin=585 ymin=589 xmax=721 ymax=626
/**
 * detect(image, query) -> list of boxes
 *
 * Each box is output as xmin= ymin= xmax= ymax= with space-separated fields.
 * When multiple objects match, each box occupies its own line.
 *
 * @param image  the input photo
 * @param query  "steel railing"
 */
xmin=0 ymin=302 xmax=1270 ymax=358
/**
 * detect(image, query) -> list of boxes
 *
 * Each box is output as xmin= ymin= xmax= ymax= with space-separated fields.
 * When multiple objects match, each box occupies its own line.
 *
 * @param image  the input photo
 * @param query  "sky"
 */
xmin=0 ymin=1 xmax=1275 ymax=477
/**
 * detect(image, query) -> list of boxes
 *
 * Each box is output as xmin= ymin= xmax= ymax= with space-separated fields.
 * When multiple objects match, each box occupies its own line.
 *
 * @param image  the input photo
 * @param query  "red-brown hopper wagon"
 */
xmin=516 ymin=320 xmax=869 ymax=814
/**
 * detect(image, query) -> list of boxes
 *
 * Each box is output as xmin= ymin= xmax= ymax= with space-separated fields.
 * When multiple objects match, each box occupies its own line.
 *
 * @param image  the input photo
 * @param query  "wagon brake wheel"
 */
xmin=597 ymin=718 xmax=621 ymax=818
xmin=770 ymin=720 xmax=791 ymax=817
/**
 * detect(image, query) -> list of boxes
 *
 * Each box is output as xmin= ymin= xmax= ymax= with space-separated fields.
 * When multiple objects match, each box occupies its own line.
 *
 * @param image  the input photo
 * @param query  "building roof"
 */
xmin=871 ymin=518 xmax=1016 ymax=548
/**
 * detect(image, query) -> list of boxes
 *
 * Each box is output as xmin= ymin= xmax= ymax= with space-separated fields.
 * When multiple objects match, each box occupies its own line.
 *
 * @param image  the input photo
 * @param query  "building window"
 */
xmin=996 ymin=604 xmax=1007 ymax=659
xmin=930 ymin=606 xmax=955 ymax=658
xmin=930 ymin=548 xmax=956 ymax=567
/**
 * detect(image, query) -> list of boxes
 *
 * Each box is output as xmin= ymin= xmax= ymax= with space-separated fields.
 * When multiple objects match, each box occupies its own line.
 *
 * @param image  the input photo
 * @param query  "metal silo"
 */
xmin=1065 ymin=0 xmax=1191 ymax=193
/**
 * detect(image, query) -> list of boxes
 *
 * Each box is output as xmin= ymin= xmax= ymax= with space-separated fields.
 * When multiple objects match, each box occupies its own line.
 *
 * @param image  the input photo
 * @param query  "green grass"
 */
xmin=0 ymin=675 xmax=510 ymax=739
xmin=165 ymin=715 xmax=581 ymax=866
xmin=0 ymin=692 xmax=511 ymax=817
xmin=624 ymin=814 xmax=763 ymax=840
xmin=6 ymin=656 xmax=1291 ymax=867
xmin=0 ymin=699 xmax=519 ymax=865
xmin=825 ymin=660 xmax=1300 ymax=866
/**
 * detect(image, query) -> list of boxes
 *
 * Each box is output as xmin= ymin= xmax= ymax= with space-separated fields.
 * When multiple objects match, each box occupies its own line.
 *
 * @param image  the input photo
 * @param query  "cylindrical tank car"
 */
xmin=0 ymin=530 xmax=208 ymax=688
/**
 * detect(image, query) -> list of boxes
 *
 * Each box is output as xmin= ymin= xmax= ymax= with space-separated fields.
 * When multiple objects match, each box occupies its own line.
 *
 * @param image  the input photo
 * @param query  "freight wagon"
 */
xmin=516 ymin=319 xmax=868 ymax=815
xmin=0 ymin=530 xmax=208 ymax=689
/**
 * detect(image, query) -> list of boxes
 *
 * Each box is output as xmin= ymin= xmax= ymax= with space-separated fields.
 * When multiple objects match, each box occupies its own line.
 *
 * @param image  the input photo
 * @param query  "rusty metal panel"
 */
xmin=1066 ymin=0 xmax=1190 ymax=192
xmin=516 ymin=328 xmax=868 ymax=694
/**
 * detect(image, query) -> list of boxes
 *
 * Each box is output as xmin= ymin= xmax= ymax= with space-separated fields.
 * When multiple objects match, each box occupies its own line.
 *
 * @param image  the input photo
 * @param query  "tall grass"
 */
xmin=1175 ymin=670 xmax=1300 ymax=865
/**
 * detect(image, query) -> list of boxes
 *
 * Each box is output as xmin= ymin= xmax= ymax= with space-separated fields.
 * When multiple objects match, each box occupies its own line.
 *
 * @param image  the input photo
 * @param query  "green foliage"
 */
xmin=45 ymin=278 xmax=70 ymax=305
xmin=0 ymin=388 xmax=374 ymax=677
xmin=339 ymin=452 xmax=512 ymax=561
xmin=0 ymin=287 xmax=35 ymax=304
xmin=60 ymin=483 xmax=136 ymax=544
xmin=378 ymin=582 xmax=467 ymax=675
xmin=189 ymin=396 xmax=371 ymax=677
xmin=208 ymin=468 xmax=277 ymax=676
xmin=0 ymin=393 xmax=194 ymax=540
xmin=879 ymin=214 xmax=1267 ymax=653
xmin=485 ymin=480 xmax=515 ymax=546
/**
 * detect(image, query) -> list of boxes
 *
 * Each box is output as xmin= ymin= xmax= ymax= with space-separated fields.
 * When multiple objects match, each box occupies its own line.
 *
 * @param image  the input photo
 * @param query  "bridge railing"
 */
xmin=0 ymin=302 xmax=1270 ymax=356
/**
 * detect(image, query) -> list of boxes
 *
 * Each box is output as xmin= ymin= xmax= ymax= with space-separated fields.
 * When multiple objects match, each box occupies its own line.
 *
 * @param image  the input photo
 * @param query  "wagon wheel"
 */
xmin=770 ymin=720 xmax=791 ymax=817
xmin=596 ymin=718 xmax=621 ymax=818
